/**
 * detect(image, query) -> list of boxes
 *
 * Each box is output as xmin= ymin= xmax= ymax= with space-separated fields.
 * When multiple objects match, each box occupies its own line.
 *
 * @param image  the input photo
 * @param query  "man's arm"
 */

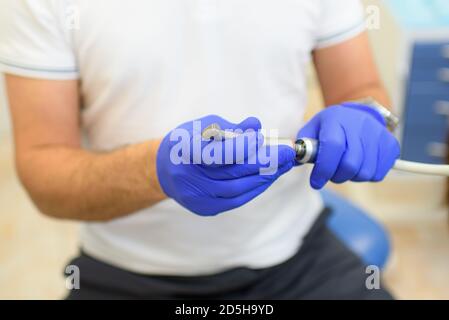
xmin=6 ymin=75 xmax=166 ymax=221
xmin=313 ymin=32 xmax=390 ymax=107
xmin=298 ymin=31 xmax=400 ymax=190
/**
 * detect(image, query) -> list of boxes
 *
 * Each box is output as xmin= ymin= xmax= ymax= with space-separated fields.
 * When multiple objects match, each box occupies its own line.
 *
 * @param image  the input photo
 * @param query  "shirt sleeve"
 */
xmin=0 ymin=0 xmax=79 ymax=80
xmin=314 ymin=0 xmax=366 ymax=49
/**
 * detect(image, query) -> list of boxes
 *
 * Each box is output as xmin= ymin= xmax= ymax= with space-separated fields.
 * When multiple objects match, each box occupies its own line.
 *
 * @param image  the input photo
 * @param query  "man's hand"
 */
xmin=156 ymin=115 xmax=296 ymax=216
xmin=298 ymin=103 xmax=400 ymax=190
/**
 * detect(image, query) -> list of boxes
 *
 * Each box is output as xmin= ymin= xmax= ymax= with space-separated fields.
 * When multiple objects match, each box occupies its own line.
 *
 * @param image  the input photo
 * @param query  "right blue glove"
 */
xmin=157 ymin=115 xmax=296 ymax=216
xmin=297 ymin=104 xmax=400 ymax=190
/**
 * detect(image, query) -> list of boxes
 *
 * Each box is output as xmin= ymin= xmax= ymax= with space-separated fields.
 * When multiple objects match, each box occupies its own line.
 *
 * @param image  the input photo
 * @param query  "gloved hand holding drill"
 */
xmin=298 ymin=102 xmax=400 ymax=190
xmin=156 ymin=115 xmax=297 ymax=216
xmin=157 ymin=105 xmax=400 ymax=216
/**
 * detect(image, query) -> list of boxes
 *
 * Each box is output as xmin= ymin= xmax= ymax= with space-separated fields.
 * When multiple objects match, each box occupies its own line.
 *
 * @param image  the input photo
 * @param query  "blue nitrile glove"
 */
xmin=297 ymin=103 xmax=400 ymax=190
xmin=157 ymin=115 xmax=297 ymax=216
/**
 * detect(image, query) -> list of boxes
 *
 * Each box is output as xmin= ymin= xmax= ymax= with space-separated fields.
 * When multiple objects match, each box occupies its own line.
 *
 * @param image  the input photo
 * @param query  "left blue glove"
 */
xmin=298 ymin=103 xmax=400 ymax=190
xmin=157 ymin=115 xmax=297 ymax=216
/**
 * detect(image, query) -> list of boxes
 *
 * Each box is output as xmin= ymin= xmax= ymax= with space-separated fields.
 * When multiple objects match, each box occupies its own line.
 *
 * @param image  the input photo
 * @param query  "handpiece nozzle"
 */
xmin=294 ymin=138 xmax=318 ymax=164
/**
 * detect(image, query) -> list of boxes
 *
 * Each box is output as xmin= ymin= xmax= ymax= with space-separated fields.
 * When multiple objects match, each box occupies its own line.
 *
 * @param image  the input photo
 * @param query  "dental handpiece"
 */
xmin=202 ymin=124 xmax=317 ymax=164
xmin=202 ymin=124 xmax=449 ymax=176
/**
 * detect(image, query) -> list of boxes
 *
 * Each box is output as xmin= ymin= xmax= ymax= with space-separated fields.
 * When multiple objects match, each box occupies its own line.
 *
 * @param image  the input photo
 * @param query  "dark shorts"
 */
xmin=66 ymin=209 xmax=393 ymax=300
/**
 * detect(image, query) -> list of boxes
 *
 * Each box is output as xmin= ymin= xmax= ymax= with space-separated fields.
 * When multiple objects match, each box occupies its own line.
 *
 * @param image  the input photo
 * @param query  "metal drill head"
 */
xmin=202 ymin=123 xmax=223 ymax=140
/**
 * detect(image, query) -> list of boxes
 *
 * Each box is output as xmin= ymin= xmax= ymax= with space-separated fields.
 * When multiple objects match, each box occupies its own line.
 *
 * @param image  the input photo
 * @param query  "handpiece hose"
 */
xmin=297 ymin=138 xmax=449 ymax=176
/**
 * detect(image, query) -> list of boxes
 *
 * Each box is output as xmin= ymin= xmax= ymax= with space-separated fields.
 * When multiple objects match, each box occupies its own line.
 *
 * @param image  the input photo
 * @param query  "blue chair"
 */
xmin=321 ymin=189 xmax=391 ymax=269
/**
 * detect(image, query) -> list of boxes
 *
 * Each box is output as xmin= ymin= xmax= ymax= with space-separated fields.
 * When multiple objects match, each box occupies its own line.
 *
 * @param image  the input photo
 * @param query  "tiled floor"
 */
xmin=385 ymin=220 xmax=449 ymax=299
xmin=332 ymin=181 xmax=449 ymax=300
xmin=1 ymin=136 xmax=449 ymax=300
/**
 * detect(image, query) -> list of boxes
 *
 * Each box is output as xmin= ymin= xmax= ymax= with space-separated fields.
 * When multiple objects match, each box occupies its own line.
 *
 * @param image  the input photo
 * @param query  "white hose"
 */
xmin=394 ymin=160 xmax=449 ymax=176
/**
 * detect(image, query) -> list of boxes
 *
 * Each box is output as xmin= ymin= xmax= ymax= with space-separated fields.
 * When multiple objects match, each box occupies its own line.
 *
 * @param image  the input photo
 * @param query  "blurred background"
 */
xmin=1 ymin=0 xmax=449 ymax=299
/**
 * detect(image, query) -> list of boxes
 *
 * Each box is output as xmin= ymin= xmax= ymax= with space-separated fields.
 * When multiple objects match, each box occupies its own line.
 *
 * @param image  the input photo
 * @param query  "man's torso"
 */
xmin=71 ymin=0 xmax=323 ymax=275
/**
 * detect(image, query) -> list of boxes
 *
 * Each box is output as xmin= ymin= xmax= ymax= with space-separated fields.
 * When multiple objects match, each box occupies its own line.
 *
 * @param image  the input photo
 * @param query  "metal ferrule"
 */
xmin=295 ymin=138 xmax=318 ymax=164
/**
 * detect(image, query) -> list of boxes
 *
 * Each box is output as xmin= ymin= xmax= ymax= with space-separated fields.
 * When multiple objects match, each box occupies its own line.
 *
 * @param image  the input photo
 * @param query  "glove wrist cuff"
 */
xmin=341 ymin=98 xmax=400 ymax=132
xmin=340 ymin=102 xmax=387 ymax=128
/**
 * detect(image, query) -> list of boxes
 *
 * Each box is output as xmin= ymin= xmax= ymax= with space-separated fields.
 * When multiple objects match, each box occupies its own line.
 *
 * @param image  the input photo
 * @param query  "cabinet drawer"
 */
xmin=412 ymin=42 xmax=449 ymax=68
xmin=401 ymin=123 xmax=448 ymax=164
xmin=407 ymin=81 xmax=449 ymax=95
xmin=409 ymin=65 xmax=449 ymax=83
xmin=407 ymin=43 xmax=449 ymax=94
xmin=404 ymin=95 xmax=449 ymax=126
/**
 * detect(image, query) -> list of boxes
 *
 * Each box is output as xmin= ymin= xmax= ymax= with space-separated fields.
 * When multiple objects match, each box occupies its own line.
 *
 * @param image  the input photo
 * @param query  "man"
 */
xmin=0 ymin=0 xmax=399 ymax=299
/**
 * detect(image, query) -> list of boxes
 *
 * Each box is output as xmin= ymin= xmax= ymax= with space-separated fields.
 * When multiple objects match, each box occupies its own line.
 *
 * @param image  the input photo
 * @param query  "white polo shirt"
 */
xmin=0 ymin=0 xmax=365 ymax=275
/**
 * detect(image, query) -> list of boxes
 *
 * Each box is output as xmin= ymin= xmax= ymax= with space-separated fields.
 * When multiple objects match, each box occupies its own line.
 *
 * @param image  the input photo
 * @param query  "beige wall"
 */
xmin=0 ymin=75 xmax=10 ymax=139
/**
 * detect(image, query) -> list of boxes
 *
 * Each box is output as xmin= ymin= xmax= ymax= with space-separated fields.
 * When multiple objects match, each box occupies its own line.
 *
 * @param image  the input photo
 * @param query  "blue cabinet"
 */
xmin=402 ymin=43 xmax=449 ymax=164
xmin=385 ymin=0 xmax=449 ymax=164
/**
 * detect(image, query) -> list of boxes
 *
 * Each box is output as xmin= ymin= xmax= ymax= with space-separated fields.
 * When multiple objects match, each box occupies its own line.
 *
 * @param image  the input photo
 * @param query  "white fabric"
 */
xmin=0 ymin=0 xmax=365 ymax=275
